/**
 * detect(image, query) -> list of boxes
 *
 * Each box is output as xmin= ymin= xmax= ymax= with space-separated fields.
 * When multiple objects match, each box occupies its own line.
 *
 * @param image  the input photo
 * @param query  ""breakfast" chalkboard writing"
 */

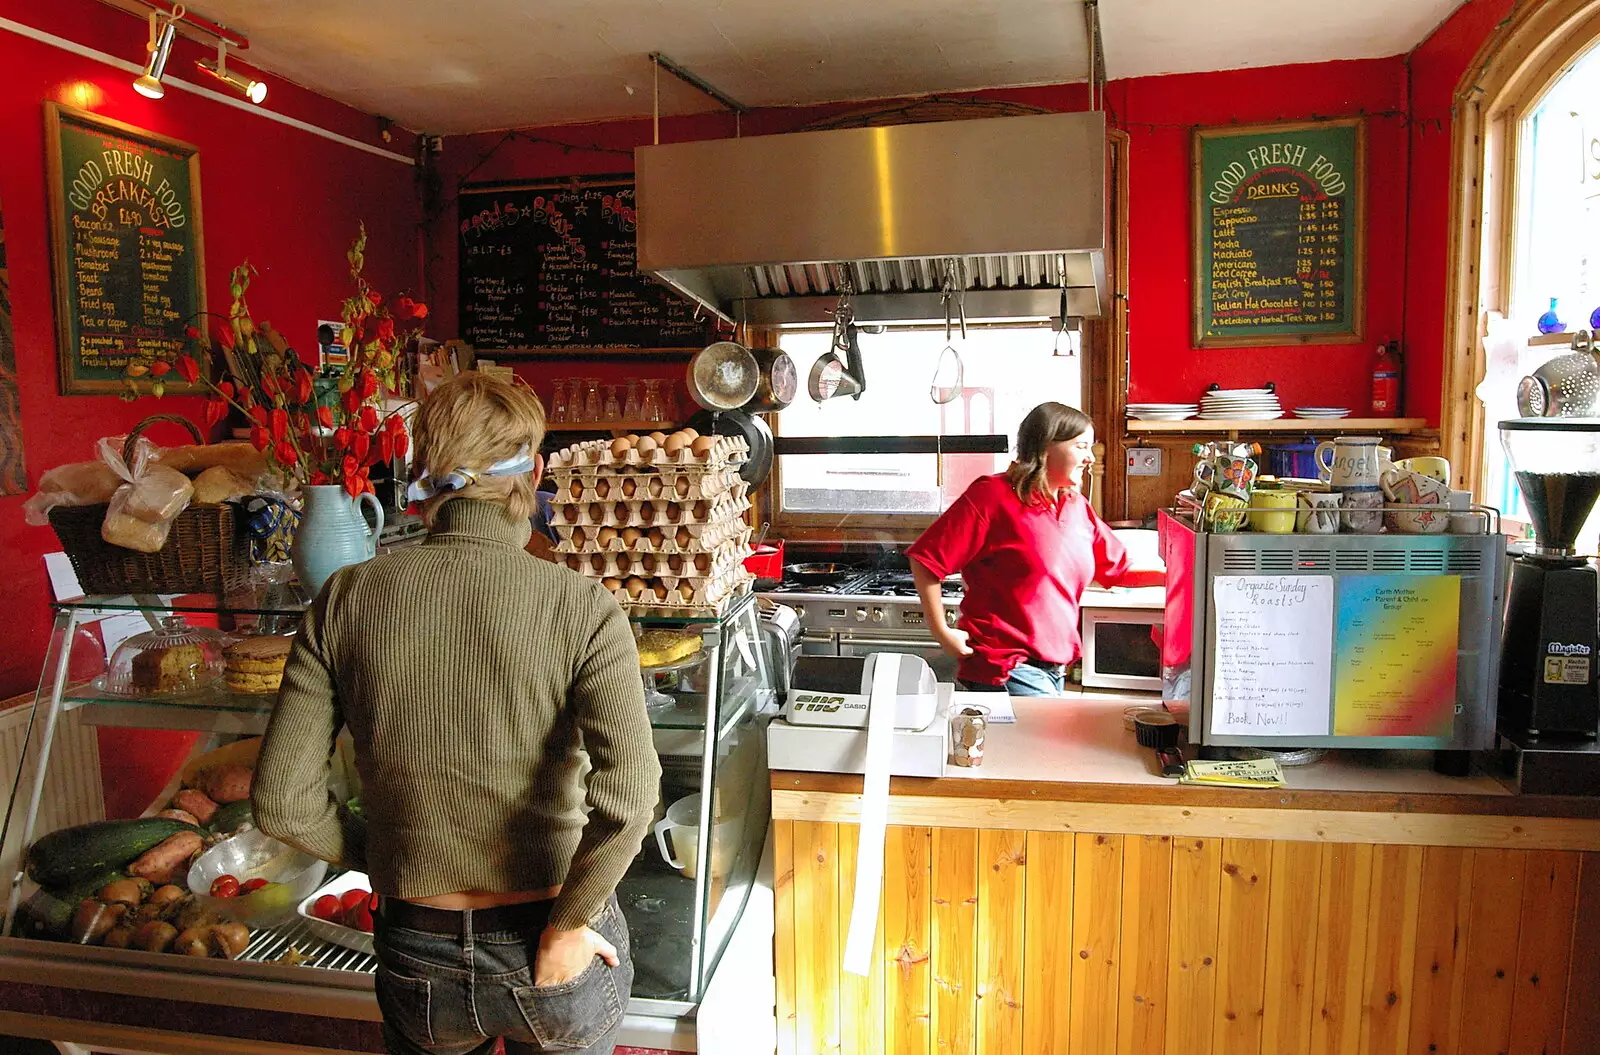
xmin=458 ymin=177 xmax=711 ymax=351
xmin=1192 ymin=119 xmax=1364 ymax=348
xmin=45 ymin=104 xmax=206 ymax=395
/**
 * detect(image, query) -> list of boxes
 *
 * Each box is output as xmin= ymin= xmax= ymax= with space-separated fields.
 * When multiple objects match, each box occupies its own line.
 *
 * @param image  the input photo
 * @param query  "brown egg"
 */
xmin=674 ymin=476 xmax=691 ymax=497
xmin=640 ymin=554 xmax=657 ymax=574
xmin=646 ymin=528 xmax=666 ymax=549
xmin=678 ymin=582 xmax=696 ymax=602
xmin=621 ymin=527 xmax=642 ymax=547
xmin=624 ymin=576 xmax=647 ymax=598
xmin=638 ymin=502 xmax=655 ymax=524
xmin=590 ymin=554 xmax=606 ymax=573
xmin=597 ymin=526 xmax=618 ymax=547
xmin=569 ymin=481 xmax=584 ymax=500
xmin=588 ymin=503 xmax=605 ymax=522
xmin=651 ymin=581 xmax=669 ymax=600
xmin=595 ymin=478 xmax=610 ymax=499
xmin=635 ymin=436 xmax=659 ymax=455
xmin=563 ymin=505 xmax=580 ymax=523
xmin=615 ymin=554 xmax=632 ymax=575
xmin=667 ymin=554 xmax=685 ymax=573
xmin=614 ymin=501 xmax=630 ymax=522
xmin=610 ymin=437 xmax=633 ymax=458
xmin=571 ymin=527 xmax=587 ymax=548
xmin=665 ymin=503 xmax=682 ymax=523
xmin=680 ymin=428 xmax=699 ymax=441
xmin=691 ymin=435 xmax=716 ymax=459
xmin=621 ymin=477 xmax=637 ymax=497
xmin=649 ymin=431 xmax=668 ymax=444
xmin=694 ymin=553 xmax=711 ymax=573
xmin=663 ymin=433 xmax=690 ymax=454
xmin=602 ymin=577 xmax=621 ymax=591
xmin=647 ymin=476 xmax=665 ymax=497
xmin=692 ymin=500 xmax=709 ymax=519
xmin=566 ymin=556 xmax=583 ymax=571
xmin=676 ymin=528 xmax=692 ymax=547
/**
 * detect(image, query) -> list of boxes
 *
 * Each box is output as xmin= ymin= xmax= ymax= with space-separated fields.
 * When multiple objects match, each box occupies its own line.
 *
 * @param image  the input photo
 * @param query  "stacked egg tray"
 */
xmin=548 ymin=432 xmax=755 ymax=613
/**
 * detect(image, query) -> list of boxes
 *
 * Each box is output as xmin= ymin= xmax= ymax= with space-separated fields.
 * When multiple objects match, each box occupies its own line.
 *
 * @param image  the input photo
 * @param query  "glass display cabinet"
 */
xmin=0 ymin=586 xmax=775 ymax=1029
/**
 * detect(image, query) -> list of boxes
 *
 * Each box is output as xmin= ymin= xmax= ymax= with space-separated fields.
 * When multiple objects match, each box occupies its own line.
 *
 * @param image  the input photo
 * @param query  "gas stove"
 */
xmin=762 ymin=569 xmax=962 ymax=598
xmin=757 ymin=569 xmax=964 ymax=648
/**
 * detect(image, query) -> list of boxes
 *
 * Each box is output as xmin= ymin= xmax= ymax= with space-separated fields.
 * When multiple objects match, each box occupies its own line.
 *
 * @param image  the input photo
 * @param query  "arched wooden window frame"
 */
xmin=1443 ymin=0 xmax=1600 ymax=492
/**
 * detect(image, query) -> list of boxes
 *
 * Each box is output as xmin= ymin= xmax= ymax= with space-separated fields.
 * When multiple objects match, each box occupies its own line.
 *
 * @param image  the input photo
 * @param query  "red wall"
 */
xmin=0 ymin=1 xmax=421 ymax=700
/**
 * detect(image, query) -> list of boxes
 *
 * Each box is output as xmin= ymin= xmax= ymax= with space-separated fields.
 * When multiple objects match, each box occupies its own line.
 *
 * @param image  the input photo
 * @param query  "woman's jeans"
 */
xmin=959 ymin=659 xmax=1068 ymax=696
xmin=372 ymin=893 xmax=632 ymax=1055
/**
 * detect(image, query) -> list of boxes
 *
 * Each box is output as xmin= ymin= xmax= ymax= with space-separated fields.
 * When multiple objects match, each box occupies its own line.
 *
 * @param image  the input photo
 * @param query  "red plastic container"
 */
xmin=744 ymin=540 xmax=784 ymax=580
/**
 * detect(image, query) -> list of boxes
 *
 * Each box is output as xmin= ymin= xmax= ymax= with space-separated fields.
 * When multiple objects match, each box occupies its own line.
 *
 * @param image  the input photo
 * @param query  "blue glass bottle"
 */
xmin=1538 ymin=297 xmax=1567 ymax=335
xmin=1589 ymin=304 xmax=1600 ymax=329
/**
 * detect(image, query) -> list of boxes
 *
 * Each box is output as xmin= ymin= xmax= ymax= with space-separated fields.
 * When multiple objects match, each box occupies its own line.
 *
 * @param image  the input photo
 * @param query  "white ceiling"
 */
xmin=148 ymin=0 xmax=1464 ymax=135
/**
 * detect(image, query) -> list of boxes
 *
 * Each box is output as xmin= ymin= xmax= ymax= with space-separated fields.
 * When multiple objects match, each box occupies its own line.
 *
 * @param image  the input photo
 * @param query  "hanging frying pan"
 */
xmin=686 ymin=408 xmax=774 ymax=488
xmin=687 ymin=341 xmax=760 ymax=411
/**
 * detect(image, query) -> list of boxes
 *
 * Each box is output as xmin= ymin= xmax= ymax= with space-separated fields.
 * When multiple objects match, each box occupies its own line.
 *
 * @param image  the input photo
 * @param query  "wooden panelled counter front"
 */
xmin=770 ymin=766 xmax=1600 ymax=1055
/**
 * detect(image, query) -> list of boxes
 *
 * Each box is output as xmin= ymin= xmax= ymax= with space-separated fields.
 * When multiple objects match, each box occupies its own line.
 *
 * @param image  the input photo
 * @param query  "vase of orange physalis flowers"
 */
xmin=170 ymin=233 xmax=425 ymax=595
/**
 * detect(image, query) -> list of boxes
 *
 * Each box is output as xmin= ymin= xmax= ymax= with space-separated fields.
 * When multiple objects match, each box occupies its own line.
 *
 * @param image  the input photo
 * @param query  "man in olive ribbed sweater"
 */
xmin=254 ymin=374 xmax=660 ymax=1055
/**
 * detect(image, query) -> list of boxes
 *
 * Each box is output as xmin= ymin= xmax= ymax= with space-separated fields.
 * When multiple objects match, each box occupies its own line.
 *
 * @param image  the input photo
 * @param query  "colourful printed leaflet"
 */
xmin=1334 ymin=574 xmax=1460 ymax=737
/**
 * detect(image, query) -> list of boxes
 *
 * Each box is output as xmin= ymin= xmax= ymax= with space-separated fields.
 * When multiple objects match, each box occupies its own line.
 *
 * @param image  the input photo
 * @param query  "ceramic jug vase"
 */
xmin=291 ymin=485 xmax=384 ymax=597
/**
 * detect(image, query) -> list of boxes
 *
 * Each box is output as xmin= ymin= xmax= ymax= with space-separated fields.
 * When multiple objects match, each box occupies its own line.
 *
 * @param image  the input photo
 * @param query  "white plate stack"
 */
xmin=1293 ymin=406 xmax=1352 ymax=419
xmin=1198 ymin=389 xmax=1284 ymax=420
xmin=1127 ymin=402 xmax=1199 ymax=421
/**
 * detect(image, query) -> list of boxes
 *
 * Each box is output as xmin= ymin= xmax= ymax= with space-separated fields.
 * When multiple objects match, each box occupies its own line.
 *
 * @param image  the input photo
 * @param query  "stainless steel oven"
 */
xmin=836 ymin=631 xmax=960 ymax=684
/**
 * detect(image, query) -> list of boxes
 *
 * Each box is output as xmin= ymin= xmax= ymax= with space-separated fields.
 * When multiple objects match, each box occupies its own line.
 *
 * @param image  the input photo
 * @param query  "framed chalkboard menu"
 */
xmin=45 ymin=103 xmax=206 ymax=394
xmin=458 ymin=176 xmax=711 ymax=351
xmin=1193 ymin=118 xmax=1365 ymax=348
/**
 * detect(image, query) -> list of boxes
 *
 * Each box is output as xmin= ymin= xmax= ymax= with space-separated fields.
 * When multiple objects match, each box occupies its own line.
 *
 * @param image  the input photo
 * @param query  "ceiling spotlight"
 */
xmin=197 ymin=40 xmax=266 ymax=104
xmin=132 ymin=7 xmax=183 ymax=99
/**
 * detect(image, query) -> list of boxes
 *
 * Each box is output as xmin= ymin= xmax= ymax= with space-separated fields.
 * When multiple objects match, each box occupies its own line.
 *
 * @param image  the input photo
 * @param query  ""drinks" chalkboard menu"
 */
xmin=1192 ymin=119 xmax=1365 ymax=348
xmin=45 ymin=104 xmax=206 ymax=395
xmin=458 ymin=177 xmax=711 ymax=351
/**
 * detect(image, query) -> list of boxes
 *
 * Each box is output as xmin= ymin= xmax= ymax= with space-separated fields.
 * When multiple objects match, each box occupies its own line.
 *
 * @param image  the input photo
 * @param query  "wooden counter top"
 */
xmin=771 ymin=696 xmax=1600 ymax=845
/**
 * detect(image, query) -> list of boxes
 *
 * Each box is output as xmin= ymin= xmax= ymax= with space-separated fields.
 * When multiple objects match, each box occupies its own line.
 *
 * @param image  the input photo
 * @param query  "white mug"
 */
xmin=1314 ymin=436 xmax=1384 ymax=489
xmin=1297 ymin=490 xmax=1342 ymax=534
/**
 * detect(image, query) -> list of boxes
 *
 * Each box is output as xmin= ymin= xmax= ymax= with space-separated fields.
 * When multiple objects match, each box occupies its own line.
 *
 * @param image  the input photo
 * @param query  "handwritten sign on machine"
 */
xmin=45 ymin=104 xmax=206 ymax=395
xmin=1209 ymin=575 xmax=1334 ymax=738
xmin=457 ymin=177 xmax=712 ymax=351
xmin=1192 ymin=119 xmax=1365 ymax=348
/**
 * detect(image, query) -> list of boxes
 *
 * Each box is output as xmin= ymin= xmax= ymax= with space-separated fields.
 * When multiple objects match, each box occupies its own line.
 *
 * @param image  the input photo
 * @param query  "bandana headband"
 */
xmin=406 ymin=445 xmax=536 ymax=503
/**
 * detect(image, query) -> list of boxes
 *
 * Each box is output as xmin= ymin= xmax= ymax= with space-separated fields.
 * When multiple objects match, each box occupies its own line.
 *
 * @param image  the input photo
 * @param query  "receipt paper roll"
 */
xmin=842 ymin=650 xmax=901 ymax=976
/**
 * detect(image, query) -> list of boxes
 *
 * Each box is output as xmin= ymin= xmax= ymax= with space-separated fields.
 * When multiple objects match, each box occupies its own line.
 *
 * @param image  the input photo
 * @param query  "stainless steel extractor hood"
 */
xmin=635 ymin=110 xmax=1108 ymax=326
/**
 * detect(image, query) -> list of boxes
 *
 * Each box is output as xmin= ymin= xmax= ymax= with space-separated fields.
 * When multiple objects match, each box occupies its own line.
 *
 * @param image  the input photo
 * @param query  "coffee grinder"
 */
xmin=1498 ymin=418 xmax=1600 ymax=738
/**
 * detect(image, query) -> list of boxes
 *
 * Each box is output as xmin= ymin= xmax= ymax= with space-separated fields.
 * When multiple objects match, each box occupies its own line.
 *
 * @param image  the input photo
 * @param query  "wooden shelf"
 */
xmin=1125 ymin=417 xmax=1429 ymax=434
xmin=545 ymin=420 xmax=677 ymax=433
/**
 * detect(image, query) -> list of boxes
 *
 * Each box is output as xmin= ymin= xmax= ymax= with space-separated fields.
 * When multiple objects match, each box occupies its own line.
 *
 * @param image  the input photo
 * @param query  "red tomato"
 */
xmin=210 ymin=875 xmax=240 ymax=898
xmin=344 ymin=900 xmax=374 ymax=933
xmin=311 ymin=894 xmax=343 ymax=921
xmin=340 ymin=888 xmax=370 ymax=913
xmin=240 ymin=878 xmax=269 ymax=895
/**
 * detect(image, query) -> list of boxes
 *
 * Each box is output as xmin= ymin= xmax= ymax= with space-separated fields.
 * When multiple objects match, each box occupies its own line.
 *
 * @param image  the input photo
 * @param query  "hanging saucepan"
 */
xmin=744 ymin=345 xmax=798 ymax=412
xmin=687 ymin=341 xmax=759 ymax=411
xmin=686 ymin=408 xmax=774 ymax=488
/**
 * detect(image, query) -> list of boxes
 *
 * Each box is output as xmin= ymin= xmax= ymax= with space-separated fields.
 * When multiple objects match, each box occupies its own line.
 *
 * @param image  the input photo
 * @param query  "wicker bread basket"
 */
xmin=47 ymin=415 xmax=255 ymax=597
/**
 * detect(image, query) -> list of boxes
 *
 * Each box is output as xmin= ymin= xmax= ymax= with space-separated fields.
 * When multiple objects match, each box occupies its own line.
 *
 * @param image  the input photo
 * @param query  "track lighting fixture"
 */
xmin=132 ymin=5 xmax=183 ymax=99
xmin=197 ymin=40 xmax=266 ymax=104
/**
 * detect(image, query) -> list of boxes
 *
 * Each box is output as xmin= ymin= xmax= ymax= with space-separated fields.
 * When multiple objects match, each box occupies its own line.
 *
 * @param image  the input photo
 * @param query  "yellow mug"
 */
xmin=1248 ymin=489 xmax=1299 ymax=534
xmin=1396 ymin=456 xmax=1451 ymax=484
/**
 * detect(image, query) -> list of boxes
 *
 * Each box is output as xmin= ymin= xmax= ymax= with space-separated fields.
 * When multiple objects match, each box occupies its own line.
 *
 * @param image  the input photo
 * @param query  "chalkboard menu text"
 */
xmin=458 ymin=177 xmax=711 ymax=351
xmin=1193 ymin=119 xmax=1364 ymax=348
xmin=45 ymin=104 xmax=206 ymax=394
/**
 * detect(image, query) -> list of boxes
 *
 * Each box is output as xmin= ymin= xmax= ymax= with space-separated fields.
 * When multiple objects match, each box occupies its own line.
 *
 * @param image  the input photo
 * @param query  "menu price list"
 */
xmin=459 ymin=181 xmax=711 ymax=350
xmin=1208 ymin=176 xmax=1345 ymax=334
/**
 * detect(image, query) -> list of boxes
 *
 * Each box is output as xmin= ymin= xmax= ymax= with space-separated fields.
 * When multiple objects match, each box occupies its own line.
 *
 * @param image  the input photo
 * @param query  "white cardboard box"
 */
xmin=766 ymin=684 xmax=951 ymax=778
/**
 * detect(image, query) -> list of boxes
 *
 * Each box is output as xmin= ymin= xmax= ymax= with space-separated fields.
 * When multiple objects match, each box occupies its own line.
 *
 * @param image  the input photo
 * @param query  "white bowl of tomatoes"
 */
xmin=297 ymin=871 xmax=376 ymax=954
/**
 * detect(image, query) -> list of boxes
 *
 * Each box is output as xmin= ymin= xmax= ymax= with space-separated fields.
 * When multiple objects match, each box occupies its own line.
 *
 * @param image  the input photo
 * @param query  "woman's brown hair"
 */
xmin=410 ymin=371 xmax=546 ymax=525
xmin=1004 ymin=402 xmax=1093 ymax=505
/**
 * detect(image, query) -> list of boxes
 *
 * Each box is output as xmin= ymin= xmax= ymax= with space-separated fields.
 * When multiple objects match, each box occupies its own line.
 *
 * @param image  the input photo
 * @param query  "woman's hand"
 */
xmin=935 ymin=625 xmax=974 ymax=658
xmin=534 ymin=924 xmax=619 ymax=986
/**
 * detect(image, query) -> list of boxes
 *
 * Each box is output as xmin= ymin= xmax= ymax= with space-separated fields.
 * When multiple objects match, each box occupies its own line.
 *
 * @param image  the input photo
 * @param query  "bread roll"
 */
xmin=191 ymin=466 xmax=251 ymax=505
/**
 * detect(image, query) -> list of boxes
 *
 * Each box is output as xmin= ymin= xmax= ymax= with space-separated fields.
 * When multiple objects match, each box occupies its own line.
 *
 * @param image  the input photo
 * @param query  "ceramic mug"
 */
xmin=1341 ymin=487 xmax=1385 ymax=534
xmin=1397 ymin=456 xmax=1451 ymax=484
xmin=1314 ymin=436 xmax=1384 ymax=489
xmin=1248 ymin=489 xmax=1298 ymax=534
xmin=1296 ymin=490 xmax=1342 ymax=534
xmin=1381 ymin=469 xmax=1451 ymax=534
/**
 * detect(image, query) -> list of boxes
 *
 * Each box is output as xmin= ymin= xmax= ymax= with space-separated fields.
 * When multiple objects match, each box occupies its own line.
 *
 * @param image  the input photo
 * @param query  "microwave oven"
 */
xmin=1080 ymin=605 xmax=1163 ymax=692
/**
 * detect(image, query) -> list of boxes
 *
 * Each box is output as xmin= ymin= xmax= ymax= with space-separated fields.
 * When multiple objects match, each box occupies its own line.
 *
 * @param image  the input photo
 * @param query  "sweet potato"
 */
xmin=169 ymin=789 xmax=218 ymax=825
xmin=156 ymin=808 xmax=201 ymax=826
xmin=126 ymin=831 xmax=203 ymax=886
xmin=198 ymin=764 xmax=253 ymax=805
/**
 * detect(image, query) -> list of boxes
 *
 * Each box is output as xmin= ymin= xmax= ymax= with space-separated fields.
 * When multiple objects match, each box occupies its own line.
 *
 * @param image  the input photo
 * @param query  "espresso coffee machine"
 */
xmin=1498 ymin=418 xmax=1600 ymax=737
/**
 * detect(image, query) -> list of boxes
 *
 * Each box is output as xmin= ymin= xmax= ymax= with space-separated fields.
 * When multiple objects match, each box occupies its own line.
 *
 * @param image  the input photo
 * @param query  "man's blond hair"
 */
xmin=410 ymin=372 xmax=545 ymax=525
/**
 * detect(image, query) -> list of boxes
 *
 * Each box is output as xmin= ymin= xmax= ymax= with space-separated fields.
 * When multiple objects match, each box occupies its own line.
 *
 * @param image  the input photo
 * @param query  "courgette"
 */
xmin=24 ymin=819 xmax=203 ymax=889
xmin=208 ymin=799 xmax=253 ymax=835
xmin=14 ymin=888 xmax=76 ymax=940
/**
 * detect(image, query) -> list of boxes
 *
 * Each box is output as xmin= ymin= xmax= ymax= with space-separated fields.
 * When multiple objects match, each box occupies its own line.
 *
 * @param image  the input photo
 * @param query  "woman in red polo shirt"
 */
xmin=907 ymin=402 xmax=1130 ymax=695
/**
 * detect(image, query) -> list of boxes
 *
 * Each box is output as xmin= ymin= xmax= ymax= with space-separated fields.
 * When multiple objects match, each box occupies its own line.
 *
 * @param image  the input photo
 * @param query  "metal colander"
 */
xmin=1518 ymin=342 xmax=1600 ymax=417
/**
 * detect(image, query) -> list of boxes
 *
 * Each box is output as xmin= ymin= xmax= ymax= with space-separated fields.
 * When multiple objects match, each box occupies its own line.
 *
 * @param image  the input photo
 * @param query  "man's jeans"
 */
xmin=959 ymin=659 xmax=1068 ymax=696
xmin=373 ymin=893 xmax=632 ymax=1055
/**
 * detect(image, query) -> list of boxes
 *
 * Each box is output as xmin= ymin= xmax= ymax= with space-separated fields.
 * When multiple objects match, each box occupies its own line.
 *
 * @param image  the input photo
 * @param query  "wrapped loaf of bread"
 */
xmin=101 ymin=510 xmax=170 ymax=553
xmin=118 ymin=466 xmax=194 ymax=522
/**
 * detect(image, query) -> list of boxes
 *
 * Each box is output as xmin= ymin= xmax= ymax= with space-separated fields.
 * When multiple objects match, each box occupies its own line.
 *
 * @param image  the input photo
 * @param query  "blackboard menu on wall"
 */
xmin=45 ymin=104 xmax=206 ymax=394
xmin=1192 ymin=119 xmax=1364 ymax=348
xmin=458 ymin=177 xmax=712 ymax=350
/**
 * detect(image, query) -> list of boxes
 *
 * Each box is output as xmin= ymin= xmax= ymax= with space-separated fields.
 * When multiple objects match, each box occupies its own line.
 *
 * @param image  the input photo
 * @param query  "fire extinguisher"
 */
xmin=1371 ymin=341 xmax=1402 ymax=416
